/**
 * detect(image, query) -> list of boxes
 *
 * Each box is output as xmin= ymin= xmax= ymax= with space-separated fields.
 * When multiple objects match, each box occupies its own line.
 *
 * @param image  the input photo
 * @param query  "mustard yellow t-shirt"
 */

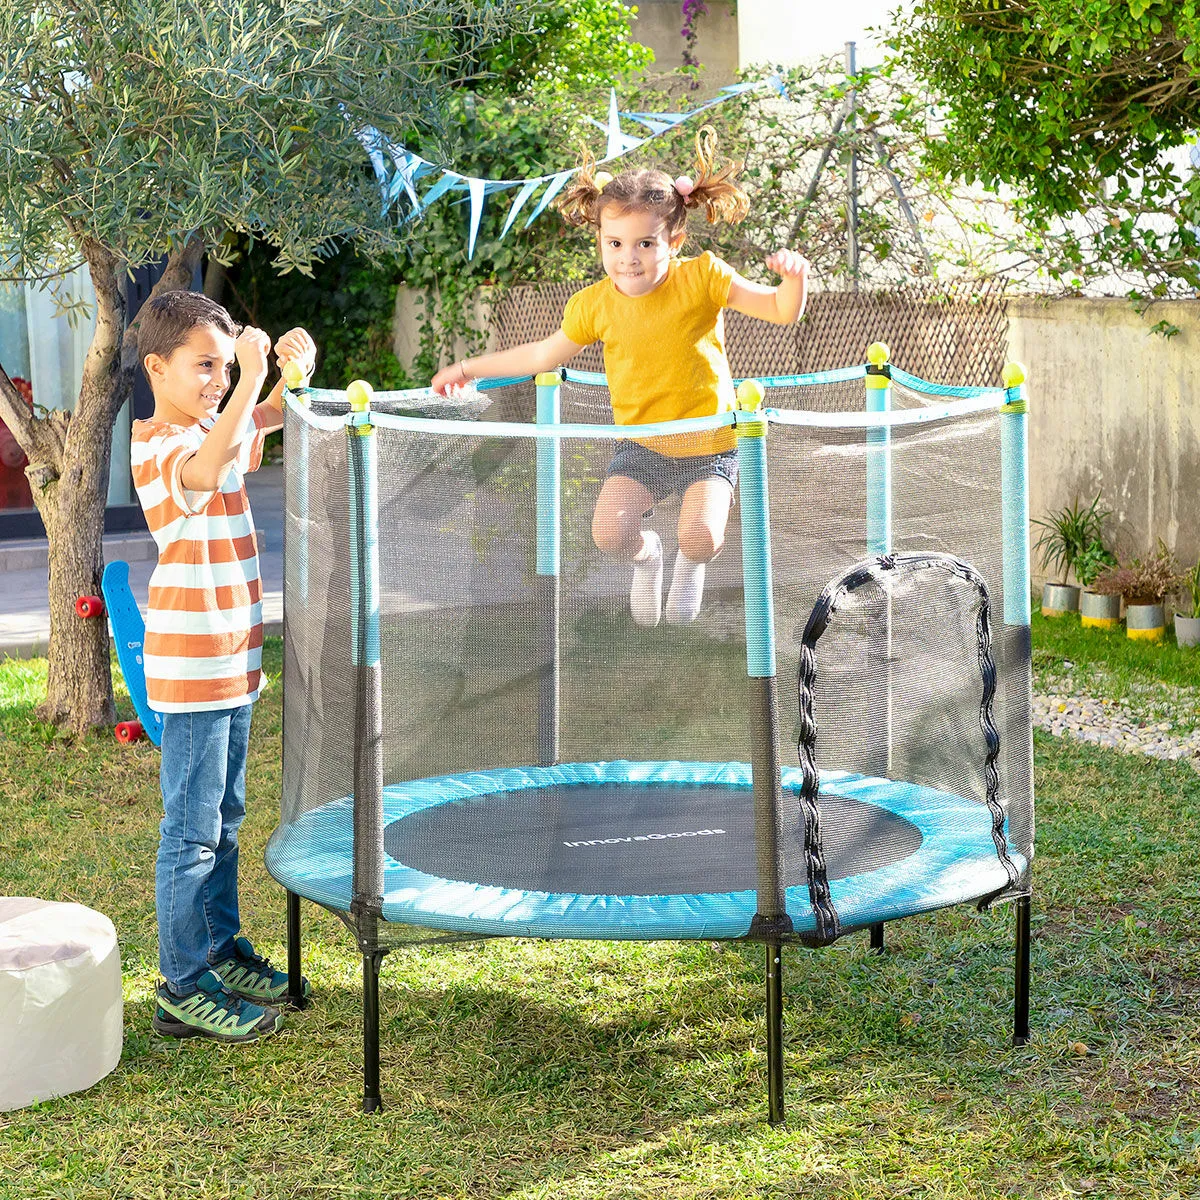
xmin=561 ymin=251 xmax=737 ymax=456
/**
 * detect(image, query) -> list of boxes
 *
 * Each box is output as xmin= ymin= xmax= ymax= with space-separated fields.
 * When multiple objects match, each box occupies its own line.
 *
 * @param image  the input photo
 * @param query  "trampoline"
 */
xmin=267 ymin=759 xmax=1023 ymax=940
xmin=268 ymin=351 xmax=1035 ymax=1122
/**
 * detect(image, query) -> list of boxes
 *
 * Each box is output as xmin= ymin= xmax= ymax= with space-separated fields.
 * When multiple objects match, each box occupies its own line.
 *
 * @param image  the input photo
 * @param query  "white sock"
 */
xmin=629 ymin=530 xmax=663 ymax=627
xmin=665 ymin=549 xmax=706 ymax=624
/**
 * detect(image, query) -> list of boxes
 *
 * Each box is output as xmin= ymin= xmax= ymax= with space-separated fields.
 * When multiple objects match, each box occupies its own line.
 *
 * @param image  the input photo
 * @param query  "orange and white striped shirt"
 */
xmin=131 ymin=410 xmax=270 ymax=712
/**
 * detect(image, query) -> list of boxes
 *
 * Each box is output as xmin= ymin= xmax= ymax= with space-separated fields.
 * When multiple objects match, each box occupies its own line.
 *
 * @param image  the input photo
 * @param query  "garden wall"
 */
xmin=1008 ymin=297 xmax=1200 ymax=577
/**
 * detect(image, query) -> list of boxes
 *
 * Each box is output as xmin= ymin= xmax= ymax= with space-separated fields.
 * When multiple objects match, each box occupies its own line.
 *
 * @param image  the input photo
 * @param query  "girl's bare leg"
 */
xmin=666 ymin=479 xmax=735 ymax=623
xmin=592 ymin=475 xmax=662 ymax=626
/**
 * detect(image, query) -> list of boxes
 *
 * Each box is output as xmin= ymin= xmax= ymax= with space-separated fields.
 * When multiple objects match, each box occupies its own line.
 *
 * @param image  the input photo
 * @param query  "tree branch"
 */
xmin=0 ymin=360 xmax=37 ymax=447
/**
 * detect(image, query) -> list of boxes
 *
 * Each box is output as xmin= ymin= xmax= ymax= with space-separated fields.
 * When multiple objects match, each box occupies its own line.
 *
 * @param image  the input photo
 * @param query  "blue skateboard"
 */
xmin=102 ymin=560 xmax=163 ymax=747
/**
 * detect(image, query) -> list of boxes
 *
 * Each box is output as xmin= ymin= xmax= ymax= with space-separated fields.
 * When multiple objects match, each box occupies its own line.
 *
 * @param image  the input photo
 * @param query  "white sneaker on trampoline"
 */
xmin=629 ymin=532 xmax=664 ymax=627
xmin=665 ymin=550 xmax=706 ymax=624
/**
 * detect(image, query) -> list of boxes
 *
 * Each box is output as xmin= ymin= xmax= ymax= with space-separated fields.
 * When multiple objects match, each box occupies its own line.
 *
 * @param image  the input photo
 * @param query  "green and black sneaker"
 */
xmin=152 ymin=971 xmax=282 ymax=1042
xmin=212 ymin=936 xmax=310 ymax=1008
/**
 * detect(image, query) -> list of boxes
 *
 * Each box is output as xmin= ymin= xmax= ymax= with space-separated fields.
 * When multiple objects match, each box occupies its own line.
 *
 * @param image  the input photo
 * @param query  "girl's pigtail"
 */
xmin=682 ymin=125 xmax=750 ymax=225
xmin=555 ymin=145 xmax=604 ymax=228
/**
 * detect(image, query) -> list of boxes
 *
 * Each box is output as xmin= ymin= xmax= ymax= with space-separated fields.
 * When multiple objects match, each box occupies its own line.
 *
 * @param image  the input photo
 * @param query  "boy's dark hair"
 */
xmin=138 ymin=290 xmax=240 ymax=382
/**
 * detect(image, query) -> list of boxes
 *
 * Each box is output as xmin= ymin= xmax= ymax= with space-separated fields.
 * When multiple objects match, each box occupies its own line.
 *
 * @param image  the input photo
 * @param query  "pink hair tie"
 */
xmin=673 ymin=175 xmax=694 ymax=198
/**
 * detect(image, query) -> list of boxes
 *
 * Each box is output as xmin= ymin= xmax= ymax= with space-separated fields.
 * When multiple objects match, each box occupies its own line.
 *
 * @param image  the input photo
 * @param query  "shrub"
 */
xmin=1093 ymin=542 xmax=1184 ymax=606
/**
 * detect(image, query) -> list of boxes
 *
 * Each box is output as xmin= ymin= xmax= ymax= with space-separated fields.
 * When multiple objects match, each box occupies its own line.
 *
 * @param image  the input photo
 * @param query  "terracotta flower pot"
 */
xmin=1126 ymin=602 xmax=1165 ymax=641
xmin=1080 ymin=590 xmax=1121 ymax=629
xmin=1041 ymin=583 xmax=1080 ymax=616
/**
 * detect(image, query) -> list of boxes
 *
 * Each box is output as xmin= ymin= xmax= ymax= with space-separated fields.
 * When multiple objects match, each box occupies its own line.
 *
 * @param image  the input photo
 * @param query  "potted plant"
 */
xmin=1032 ymin=494 xmax=1108 ymax=616
xmin=1077 ymin=538 xmax=1120 ymax=628
xmin=1093 ymin=542 xmax=1183 ymax=641
xmin=1175 ymin=558 xmax=1200 ymax=648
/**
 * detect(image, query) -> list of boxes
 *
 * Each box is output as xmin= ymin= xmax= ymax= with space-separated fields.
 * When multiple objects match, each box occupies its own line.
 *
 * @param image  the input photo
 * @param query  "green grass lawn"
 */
xmin=1 ymin=625 xmax=1198 ymax=1199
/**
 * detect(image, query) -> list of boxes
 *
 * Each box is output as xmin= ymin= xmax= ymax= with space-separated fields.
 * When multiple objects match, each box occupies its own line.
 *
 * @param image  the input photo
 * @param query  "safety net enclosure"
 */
xmin=267 ymin=349 xmax=1034 ymax=1119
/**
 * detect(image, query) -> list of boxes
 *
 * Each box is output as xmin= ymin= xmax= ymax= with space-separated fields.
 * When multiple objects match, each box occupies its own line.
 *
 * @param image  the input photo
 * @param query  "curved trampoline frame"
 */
xmin=274 ymin=356 xmax=1035 ymax=1123
xmin=266 ymin=759 xmax=1028 ymax=941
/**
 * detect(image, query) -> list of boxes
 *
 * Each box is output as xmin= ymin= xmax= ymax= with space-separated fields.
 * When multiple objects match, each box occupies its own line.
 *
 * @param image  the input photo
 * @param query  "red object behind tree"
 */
xmin=0 ymin=376 xmax=33 ymax=509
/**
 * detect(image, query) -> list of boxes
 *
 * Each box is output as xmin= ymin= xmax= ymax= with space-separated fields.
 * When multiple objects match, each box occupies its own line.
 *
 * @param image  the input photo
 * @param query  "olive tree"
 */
xmin=0 ymin=0 xmax=529 ymax=734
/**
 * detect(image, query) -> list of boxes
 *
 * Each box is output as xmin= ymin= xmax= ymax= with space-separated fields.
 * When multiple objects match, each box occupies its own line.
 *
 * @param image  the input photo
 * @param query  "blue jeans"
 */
xmin=156 ymin=703 xmax=254 ymax=993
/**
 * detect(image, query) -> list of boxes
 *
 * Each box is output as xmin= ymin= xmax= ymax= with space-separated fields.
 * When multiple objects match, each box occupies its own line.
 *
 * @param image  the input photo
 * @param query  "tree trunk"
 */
xmin=0 ymin=235 xmax=207 ymax=735
xmin=33 ymin=242 xmax=126 ymax=735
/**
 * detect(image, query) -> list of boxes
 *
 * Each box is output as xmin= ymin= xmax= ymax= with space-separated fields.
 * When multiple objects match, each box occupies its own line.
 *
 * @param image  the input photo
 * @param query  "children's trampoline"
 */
xmin=267 ymin=348 xmax=1035 ymax=1122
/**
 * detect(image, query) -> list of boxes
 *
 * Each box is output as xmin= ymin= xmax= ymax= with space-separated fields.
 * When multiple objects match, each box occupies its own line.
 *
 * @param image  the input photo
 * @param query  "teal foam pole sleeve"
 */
xmin=865 ymin=372 xmax=892 ymax=556
xmin=535 ymin=374 xmax=561 ymax=577
xmin=347 ymin=413 xmax=381 ymax=667
xmin=1000 ymin=376 xmax=1031 ymax=626
xmin=735 ymin=411 xmax=777 ymax=678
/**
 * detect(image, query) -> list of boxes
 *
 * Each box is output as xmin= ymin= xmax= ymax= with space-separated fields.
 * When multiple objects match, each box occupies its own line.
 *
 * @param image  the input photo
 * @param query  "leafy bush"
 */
xmin=1032 ymin=494 xmax=1111 ymax=585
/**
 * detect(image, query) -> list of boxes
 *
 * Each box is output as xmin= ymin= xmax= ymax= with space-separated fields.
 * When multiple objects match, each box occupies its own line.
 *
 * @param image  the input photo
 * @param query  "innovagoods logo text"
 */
xmin=563 ymin=828 xmax=725 ymax=848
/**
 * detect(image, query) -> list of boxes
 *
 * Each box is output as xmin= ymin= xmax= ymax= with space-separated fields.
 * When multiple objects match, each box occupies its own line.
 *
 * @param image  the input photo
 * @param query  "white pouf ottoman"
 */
xmin=0 ymin=897 xmax=123 ymax=1111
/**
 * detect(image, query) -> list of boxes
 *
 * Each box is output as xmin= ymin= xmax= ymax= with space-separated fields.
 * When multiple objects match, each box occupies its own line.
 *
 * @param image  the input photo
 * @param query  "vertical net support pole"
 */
xmin=1000 ymin=362 xmax=1033 ymax=1047
xmin=865 ymin=342 xmax=892 ymax=954
xmin=284 ymin=381 xmax=311 ymax=1009
xmin=735 ymin=384 xmax=790 ymax=1127
xmin=535 ymin=372 xmax=561 ymax=768
xmin=346 ymin=382 xmax=386 ymax=1112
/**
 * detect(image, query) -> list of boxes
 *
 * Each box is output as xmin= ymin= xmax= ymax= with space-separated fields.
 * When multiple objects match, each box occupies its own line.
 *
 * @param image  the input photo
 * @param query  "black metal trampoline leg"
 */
xmin=766 ymin=939 xmax=785 ymax=1125
xmin=869 ymin=922 xmax=884 ymax=954
xmin=363 ymin=950 xmax=385 ymax=1112
xmin=1013 ymin=895 xmax=1031 ymax=1046
xmin=286 ymin=891 xmax=309 ymax=1010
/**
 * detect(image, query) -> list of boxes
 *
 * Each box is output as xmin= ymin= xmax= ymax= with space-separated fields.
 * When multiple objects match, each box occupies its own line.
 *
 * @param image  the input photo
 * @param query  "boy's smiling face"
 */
xmin=599 ymin=210 xmax=685 ymax=297
xmin=144 ymin=324 xmax=238 ymax=425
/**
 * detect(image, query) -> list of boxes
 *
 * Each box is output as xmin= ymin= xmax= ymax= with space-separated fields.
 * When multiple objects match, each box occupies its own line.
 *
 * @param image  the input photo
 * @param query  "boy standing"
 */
xmin=131 ymin=290 xmax=315 ymax=1041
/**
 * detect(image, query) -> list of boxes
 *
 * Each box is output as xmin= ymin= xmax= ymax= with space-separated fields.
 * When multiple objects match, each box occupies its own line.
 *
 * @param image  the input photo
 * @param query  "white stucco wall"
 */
xmin=737 ymin=0 xmax=903 ymax=68
xmin=1009 ymin=297 xmax=1200 ymax=575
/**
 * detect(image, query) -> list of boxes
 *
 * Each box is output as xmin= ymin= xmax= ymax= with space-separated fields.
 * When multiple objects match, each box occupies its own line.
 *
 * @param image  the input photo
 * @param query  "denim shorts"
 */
xmin=606 ymin=439 xmax=739 ymax=504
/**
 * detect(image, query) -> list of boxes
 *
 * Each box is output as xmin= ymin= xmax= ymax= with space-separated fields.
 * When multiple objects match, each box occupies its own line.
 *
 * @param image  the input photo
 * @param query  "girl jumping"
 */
xmin=431 ymin=127 xmax=809 ymax=626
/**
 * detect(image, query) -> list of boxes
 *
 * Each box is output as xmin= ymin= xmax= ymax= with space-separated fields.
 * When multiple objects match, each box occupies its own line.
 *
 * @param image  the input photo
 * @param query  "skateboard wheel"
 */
xmin=76 ymin=595 xmax=105 ymax=619
xmin=114 ymin=721 xmax=145 ymax=744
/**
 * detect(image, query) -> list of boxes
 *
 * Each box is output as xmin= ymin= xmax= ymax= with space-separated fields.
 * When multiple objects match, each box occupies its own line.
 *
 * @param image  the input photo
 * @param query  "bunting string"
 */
xmin=354 ymin=76 xmax=785 ymax=260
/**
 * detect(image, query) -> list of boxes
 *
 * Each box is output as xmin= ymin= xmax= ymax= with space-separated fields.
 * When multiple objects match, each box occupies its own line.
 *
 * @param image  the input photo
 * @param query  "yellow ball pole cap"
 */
xmin=736 ymin=378 xmax=765 ymax=411
xmin=282 ymin=361 xmax=306 ymax=390
xmin=867 ymin=341 xmax=890 ymax=366
xmin=1001 ymin=361 xmax=1026 ymax=388
xmin=346 ymin=379 xmax=375 ymax=412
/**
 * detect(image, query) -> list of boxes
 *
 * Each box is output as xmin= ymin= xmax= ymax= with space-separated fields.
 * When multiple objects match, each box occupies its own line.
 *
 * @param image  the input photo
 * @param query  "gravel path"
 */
xmin=1033 ymin=690 xmax=1200 ymax=771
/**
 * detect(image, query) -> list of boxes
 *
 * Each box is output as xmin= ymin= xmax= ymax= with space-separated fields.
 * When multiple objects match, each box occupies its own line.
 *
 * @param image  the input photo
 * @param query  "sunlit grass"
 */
xmin=0 ymin=634 xmax=1197 ymax=1199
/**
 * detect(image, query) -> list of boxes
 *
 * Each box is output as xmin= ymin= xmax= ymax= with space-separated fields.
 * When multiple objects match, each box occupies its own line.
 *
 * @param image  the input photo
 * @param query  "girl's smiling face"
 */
xmin=598 ymin=209 xmax=685 ymax=297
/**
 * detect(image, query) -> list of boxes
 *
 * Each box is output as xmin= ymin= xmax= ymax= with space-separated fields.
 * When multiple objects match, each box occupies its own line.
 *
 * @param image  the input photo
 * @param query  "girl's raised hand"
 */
xmin=430 ymin=361 xmax=471 ymax=397
xmin=766 ymin=250 xmax=810 ymax=278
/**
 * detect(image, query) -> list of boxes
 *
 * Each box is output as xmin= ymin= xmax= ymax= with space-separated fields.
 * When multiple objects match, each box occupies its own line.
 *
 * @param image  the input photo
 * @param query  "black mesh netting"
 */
xmin=273 ymin=374 xmax=1033 ymax=946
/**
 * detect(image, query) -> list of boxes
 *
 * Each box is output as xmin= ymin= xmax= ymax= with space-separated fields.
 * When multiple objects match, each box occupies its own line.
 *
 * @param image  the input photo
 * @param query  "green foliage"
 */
xmin=0 ymin=0 xmax=532 ymax=284
xmin=1033 ymin=494 xmax=1112 ymax=584
xmin=468 ymin=0 xmax=653 ymax=93
xmin=891 ymin=0 xmax=1200 ymax=296
xmin=1075 ymin=540 xmax=1118 ymax=590
xmin=398 ymin=88 xmax=601 ymax=379
xmin=223 ymin=241 xmax=414 ymax=389
xmin=1180 ymin=557 xmax=1200 ymax=619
